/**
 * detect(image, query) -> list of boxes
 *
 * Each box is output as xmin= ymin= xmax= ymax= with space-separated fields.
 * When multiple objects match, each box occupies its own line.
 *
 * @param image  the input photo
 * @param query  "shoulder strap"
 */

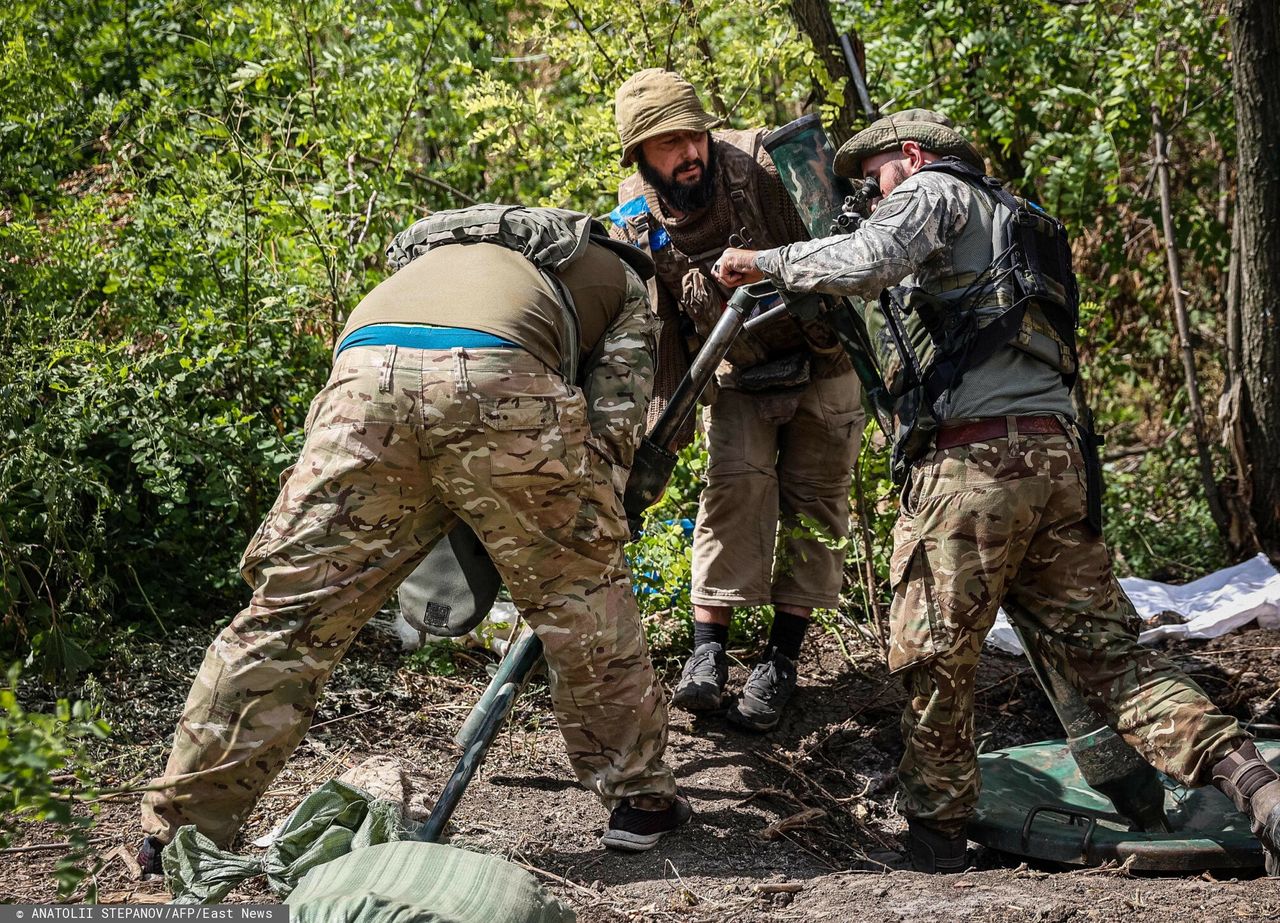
xmin=914 ymin=159 xmax=1075 ymax=401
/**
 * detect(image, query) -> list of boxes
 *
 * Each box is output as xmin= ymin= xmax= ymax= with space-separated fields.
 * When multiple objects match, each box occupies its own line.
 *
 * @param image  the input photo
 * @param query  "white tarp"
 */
xmin=988 ymin=553 xmax=1280 ymax=655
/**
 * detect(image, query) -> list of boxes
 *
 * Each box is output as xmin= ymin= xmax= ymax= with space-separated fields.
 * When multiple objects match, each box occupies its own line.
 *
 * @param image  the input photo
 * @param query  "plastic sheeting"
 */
xmin=989 ymin=553 xmax=1280 ymax=656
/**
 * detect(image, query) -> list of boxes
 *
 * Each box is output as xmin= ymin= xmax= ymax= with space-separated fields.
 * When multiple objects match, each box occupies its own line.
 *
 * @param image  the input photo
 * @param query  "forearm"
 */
xmin=754 ymin=235 xmax=915 ymax=299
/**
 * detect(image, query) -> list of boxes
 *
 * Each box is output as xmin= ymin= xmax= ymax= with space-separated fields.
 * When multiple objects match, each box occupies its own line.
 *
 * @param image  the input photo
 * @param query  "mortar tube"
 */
xmin=1009 ymin=619 xmax=1170 ymax=833
xmin=453 ymin=627 xmax=544 ymax=752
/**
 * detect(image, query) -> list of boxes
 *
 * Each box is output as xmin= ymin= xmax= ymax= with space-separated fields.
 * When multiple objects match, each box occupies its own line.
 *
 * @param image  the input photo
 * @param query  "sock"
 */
xmin=768 ymin=611 xmax=809 ymax=661
xmin=693 ymin=621 xmax=729 ymax=650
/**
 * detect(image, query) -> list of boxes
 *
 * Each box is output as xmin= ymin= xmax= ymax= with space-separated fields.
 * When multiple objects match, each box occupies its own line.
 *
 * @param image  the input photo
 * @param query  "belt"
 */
xmin=336 ymin=324 xmax=518 ymax=355
xmin=935 ymin=415 xmax=1066 ymax=450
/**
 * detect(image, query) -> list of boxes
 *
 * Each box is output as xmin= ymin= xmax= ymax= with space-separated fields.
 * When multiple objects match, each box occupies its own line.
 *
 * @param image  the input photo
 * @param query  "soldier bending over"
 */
xmin=137 ymin=206 xmax=692 ymax=874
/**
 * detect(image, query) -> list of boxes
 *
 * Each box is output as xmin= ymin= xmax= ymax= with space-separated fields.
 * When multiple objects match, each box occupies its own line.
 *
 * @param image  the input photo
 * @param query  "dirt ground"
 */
xmin=6 ymin=620 xmax=1280 ymax=921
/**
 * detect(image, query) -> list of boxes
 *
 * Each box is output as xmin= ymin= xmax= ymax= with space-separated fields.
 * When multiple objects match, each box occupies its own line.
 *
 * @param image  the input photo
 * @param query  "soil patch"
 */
xmin=7 ymin=623 xmax=1280 ymax=920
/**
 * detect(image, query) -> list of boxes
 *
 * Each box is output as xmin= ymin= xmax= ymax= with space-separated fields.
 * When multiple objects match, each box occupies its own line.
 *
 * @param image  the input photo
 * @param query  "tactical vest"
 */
xmin=871 ymin=159 xmax=1080 ymax=479
xmin=386 ymin=204 xmax=652 ymax=383
xmin=612 ymin=130 xmax=808 ymax=369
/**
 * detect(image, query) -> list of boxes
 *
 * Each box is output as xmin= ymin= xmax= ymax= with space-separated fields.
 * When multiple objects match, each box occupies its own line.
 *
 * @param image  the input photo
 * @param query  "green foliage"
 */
xmin=0 ymin=664 xmax=109 ymax=897
xmin=0 ymin=0 xmax=1241 ymax=674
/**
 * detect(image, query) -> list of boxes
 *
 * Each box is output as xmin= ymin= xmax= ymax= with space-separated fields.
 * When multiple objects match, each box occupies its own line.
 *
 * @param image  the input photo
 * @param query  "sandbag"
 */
xmin=398 ymin=523 xmax=503 ymax=640
xmin=285 ymin=841 xmax=575 ymax=923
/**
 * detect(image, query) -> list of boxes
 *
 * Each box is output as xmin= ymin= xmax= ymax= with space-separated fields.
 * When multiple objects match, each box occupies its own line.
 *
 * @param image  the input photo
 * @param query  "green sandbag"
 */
xmin=285 ymin=841 xmax=575 ymax=923
xmin=164 ymin=779 xmax=410 ymax=904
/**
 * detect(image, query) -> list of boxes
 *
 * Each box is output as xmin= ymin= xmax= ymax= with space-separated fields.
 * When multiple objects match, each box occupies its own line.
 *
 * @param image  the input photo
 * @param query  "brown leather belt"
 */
xmin=935 ymin=415 xmax=1067 ymax=450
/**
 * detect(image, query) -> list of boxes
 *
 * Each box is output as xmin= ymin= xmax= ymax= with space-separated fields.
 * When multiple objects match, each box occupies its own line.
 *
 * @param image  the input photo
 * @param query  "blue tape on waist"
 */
xmin=336 ymin=324 xmax=518 ymax=355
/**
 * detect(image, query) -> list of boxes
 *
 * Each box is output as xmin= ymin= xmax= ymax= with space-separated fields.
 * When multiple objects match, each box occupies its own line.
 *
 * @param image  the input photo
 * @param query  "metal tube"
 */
xmin=453 ymin=627 xmax=544 ymax=751
xmin=418 ymin=678 xmax=524 ymax=843
xmin=647 ymin=282 xmax=770 ymax=450
xmin=1010 ymin=620 xmax=1169 ymax=832
xmin=839 ymin=33 xmax=877 ymax=120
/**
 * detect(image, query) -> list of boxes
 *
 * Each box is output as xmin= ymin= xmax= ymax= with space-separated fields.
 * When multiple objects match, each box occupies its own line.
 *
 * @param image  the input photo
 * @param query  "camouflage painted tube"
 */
xmin=762 ymin=114 xmax=893 ymax=431
xmin=1010 ymin=620 xmax=1169 ymax=832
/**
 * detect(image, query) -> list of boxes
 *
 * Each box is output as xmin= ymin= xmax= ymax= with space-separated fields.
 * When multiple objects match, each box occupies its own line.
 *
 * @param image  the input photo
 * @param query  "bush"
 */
xmin=0 ymin=664 xmax=110 ymax=897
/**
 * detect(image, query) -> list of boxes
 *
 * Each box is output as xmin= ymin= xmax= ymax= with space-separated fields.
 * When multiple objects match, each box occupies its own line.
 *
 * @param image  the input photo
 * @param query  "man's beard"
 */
xmin=639 ymin=140 xmax=718 ymax=214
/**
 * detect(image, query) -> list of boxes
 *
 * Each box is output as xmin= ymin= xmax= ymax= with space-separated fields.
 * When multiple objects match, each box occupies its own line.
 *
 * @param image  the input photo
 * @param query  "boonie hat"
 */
xmin=615 ymin=68 xmax=722 ymax=168
xmin=833 ymin=108 xmax=984 ymax=177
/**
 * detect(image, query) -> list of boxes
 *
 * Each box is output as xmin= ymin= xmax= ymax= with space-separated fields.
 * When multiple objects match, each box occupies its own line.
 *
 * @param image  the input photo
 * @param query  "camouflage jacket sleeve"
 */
xmin=582 ymin=263 xmax=659 ymax=474
xmin=754 ymin=171 xmax=967 ymax=299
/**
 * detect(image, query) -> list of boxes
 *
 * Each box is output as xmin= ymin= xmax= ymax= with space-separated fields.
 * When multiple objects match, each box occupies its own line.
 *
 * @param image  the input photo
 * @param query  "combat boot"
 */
xmin=728 ymin=647 xmax=797 ymax=732
xmin=1211 ymin=739 xmax=1280 ymax=875
xmin=907 ymin=820 xmax=968 ymax=873
xmin=671 ymin=642 xmax=728 ymax=712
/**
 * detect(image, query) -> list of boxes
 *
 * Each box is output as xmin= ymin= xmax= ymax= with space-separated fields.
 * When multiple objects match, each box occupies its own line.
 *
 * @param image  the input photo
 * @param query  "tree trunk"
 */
xmin=1151 ymin=106 xmax=1232 ymax=545
xmin=786 ymin=0 xmax=862 ymax=144
xmin=1227 ymin=0 xmax=1280 ymax=556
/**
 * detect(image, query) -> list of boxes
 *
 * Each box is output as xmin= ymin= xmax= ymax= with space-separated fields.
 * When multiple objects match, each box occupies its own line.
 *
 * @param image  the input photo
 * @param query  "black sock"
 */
xmin=693 ymin=621 xmax=729 ymax=649
xmin=768 ymin=611 xmax=809 ymax=661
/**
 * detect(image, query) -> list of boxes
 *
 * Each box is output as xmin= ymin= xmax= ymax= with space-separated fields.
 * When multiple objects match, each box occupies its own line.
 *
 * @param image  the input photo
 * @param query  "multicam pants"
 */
xmin=889 ymin=427 xmax=1244 ymax=835
xmin=691 ymin=370 xmax=865 ymax=609
xmin=141 ymin=346 xmax=676 ymax=847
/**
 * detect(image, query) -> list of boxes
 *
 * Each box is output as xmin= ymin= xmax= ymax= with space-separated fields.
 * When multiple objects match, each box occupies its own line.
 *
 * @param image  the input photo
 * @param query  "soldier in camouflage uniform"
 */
xmin=137 ymin=206 xmax=692 ymax=872
xmin=610 ymin=68 xmax=865 ymax=732
xmin=715 ymin=111 xmax=1280 ymax=873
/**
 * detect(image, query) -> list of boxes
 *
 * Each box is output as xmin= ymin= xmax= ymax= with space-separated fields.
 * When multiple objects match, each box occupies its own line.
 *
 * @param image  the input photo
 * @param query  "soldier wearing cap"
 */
xmin=609 ymin=68 xmax=865 ymax=732
xmin=715 ymin=110 xmax=1280 ymax=873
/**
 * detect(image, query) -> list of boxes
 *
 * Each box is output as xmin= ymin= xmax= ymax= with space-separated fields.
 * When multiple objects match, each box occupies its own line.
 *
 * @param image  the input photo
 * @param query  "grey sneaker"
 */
xmin=728 ymin=647 xmax=796 ymax=732
xmin=670 ymin=642 xmax=728 ymax=712
xmin=600 ymin=795 xmax=693 ymax=852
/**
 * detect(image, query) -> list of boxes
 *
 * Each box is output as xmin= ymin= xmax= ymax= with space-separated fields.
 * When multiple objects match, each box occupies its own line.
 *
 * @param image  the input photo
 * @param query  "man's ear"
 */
xmin=902 ymin=140 xmax=927 ymax=172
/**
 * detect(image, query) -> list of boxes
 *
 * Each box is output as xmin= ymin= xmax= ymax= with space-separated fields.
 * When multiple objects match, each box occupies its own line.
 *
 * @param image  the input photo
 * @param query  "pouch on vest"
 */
xmin=397 ymin=521 xmax=503 ymax=640
xmin=735 ymin=351 xmax=811 ymax=393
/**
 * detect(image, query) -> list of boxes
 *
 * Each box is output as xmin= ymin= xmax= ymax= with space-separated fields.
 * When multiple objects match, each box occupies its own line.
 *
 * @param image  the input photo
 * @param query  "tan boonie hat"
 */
xmin=833 ymin=108 xmax=984 ymax=177
xmin=615 ymin=68 xmax=723 ymax=167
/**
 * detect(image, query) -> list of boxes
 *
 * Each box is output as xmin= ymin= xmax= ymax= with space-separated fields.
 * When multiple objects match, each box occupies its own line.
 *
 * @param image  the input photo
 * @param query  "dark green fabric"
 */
xmin=285 ymin=841 xmax=576 ymax=923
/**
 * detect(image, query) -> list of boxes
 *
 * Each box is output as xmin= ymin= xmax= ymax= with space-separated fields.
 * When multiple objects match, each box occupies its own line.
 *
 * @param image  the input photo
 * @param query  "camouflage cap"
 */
xmin=833 ymin=108 xmax=984 ymax=177
xmin=615 ymin=68 xmax=722 ymax=167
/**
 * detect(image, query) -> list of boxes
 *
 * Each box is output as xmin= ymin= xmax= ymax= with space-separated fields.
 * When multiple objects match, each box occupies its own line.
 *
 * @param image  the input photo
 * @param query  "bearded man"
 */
xmin=610 ymin=69 xmax=865 ymax=731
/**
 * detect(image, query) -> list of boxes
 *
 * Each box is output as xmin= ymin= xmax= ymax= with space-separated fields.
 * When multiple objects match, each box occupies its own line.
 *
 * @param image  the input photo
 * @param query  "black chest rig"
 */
xmin=875 ymin=158 xmax=1082 ymax=482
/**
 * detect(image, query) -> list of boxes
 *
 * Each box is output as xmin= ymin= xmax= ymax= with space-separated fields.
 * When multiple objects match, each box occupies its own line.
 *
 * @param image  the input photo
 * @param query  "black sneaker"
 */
xmin=907 ymin=820 xmax=968 ymax=873
xmin=728 ymin=648 xmax=796 ymax=732
xmin=600 ymin=795 xmax=693 ymax=852
xmin=136 ymin=835 xmax=166 ymax=880
xmin=670 ymin=642 xmax=728 ymax=712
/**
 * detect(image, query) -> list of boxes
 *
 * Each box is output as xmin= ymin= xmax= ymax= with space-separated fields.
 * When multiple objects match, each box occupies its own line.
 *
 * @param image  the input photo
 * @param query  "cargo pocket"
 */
xmin=478 ymin=395 xmax=584 ymax=489
xmin=886 ymin=522 xmax=940 ymax=673
xmin=238 ymin=518 xmax=275 ymax=586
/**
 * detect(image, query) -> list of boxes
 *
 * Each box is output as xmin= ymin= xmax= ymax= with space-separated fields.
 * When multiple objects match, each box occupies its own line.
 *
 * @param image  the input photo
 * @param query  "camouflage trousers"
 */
xmin=141 ymin=346 xmax=676 ymax=847
xmin=889 ymin=428 xmax=1244 ymax=835
xmin=692 ymin=370 xmax=865 ymax=609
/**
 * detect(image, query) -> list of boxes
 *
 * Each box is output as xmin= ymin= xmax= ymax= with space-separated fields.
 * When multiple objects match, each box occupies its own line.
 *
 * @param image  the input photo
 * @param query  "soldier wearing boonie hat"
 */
xmin=713 ymin=109 xmax=1279 ymax=876
xmin=609 ymin=68 xmax=866 ymax=735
